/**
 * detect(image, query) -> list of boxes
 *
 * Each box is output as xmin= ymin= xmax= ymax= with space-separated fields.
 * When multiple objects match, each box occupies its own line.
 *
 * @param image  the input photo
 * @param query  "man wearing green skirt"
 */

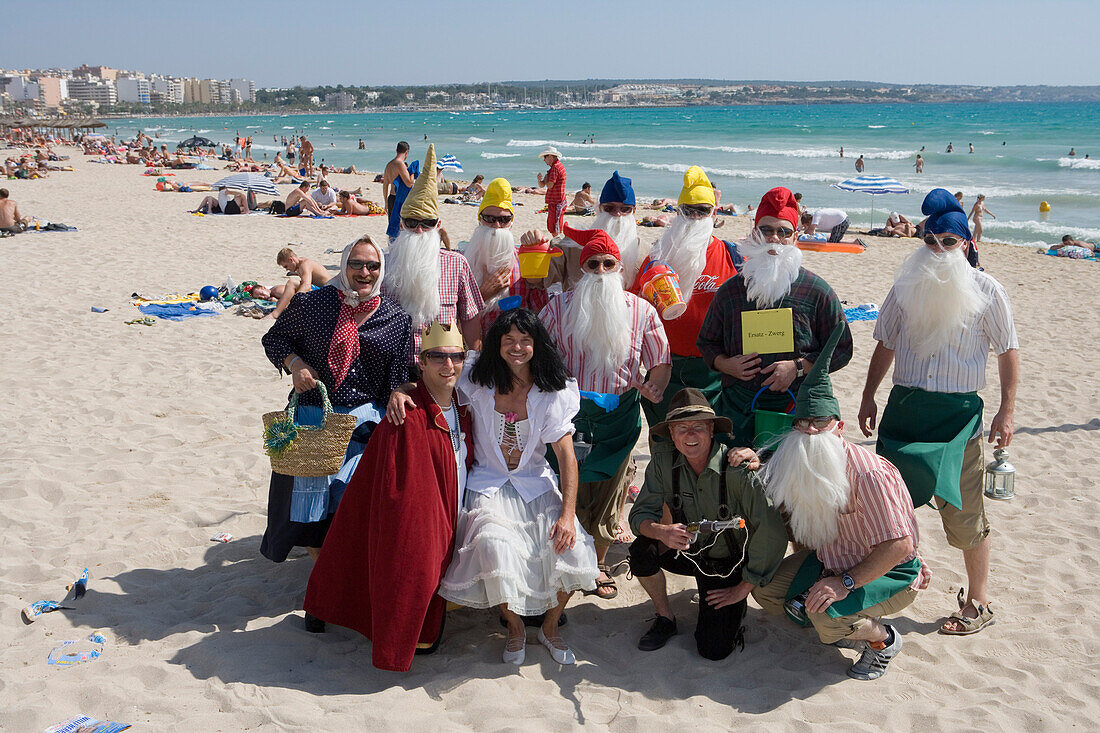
xmin=858 ymin=188 xmax=1018 ymax=637
xmin=540 ymin=224 xmax=671 ymax=600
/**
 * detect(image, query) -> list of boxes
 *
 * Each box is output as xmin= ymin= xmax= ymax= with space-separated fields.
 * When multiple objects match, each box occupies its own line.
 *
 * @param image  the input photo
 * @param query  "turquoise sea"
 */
xmin=110 ymin=103 xmax=1100 ymax=247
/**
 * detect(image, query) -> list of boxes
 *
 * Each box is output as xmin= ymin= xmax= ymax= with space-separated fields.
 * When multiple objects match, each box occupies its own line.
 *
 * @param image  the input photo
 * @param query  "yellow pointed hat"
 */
xmin=478 ymin=177 xmax=514 ymax=216
xmin=678 ymin=165 xmax=716 ymax=207
xmin=400 ymin=144 xmax=439 ymax=220
xmin=420 ymin=319 xmax=465 ymax=352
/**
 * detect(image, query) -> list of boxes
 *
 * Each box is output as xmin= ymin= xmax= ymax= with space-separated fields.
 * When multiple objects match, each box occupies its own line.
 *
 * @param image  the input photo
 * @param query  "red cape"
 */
xmin=304 ymin=382 xmax=474 ymax=671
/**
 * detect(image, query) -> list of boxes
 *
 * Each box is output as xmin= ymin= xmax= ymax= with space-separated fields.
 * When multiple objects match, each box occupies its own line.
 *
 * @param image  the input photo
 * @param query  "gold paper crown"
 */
xmin=421 ymin=320 xmax=465 ymax=352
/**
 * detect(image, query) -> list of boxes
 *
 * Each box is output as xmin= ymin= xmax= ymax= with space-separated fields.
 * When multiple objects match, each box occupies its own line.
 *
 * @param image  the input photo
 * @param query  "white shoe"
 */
xmin=502 ymin=633 xmax=526 ymax=665
xmin=538 ymin=629 xmax=576 ymax=665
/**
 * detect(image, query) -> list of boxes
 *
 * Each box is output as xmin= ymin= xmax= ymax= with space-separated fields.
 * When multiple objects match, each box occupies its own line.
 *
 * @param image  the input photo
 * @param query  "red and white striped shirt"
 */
xmin=539 ymin=290 xmax=670 ymax=394
xmin=817 ymin=441 xmax=920 ymax=585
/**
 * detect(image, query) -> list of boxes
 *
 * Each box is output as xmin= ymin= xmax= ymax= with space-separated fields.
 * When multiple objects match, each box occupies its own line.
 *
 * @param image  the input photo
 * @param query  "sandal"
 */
xmin=940 ymin=587 xmax=995 ymax=635
xmin=582 ymin=564 xmax=618 ymax=600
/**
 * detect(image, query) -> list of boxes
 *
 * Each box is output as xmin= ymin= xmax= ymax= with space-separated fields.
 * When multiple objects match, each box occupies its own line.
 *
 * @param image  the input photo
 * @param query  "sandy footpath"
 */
xmin=1 ymin=151 xmax=1097 ymax=732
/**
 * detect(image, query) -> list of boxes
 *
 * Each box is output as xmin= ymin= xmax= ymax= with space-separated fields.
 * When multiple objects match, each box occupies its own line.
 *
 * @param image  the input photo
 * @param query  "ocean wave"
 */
xmin=196 ymin=129 xmax=211 ymax=133
xmin=867 ymin=125 xmax=886 ymax=129
xmin=985 ymin=219 xmax=1100 ymax=240
xmin=559 ymin=156 xmax=845 ymax=184
xmin=282 ymin=126 xmax=295 ymax=130
xmin=481 ymin=152 xmax=520 ymax=159
xmin=979 ymin=130 xmax=1001 ymax=135
xmin=466 ymin=136 xmax=490 ymax=144
xmin=1059 ymin=157 xmax=1100 ymax=169
xmin=319 ymin=126 xmax=332 ymax=130
xmin=507 ymin=138 xmax=913 ymax=159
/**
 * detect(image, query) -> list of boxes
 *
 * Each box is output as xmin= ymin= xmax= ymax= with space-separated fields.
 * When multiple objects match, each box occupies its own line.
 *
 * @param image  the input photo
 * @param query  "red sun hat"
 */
xmin=564 ymin=223 xmax=621 ymax=265
xmin=754 ymin=187 xmax=801 ymax=228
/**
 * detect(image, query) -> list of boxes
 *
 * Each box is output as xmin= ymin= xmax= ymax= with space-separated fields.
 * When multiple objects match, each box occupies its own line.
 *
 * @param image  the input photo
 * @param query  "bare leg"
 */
xmin=942 ymin=538 xmax=991 ymax=631
xmin=845 ymin=617 xmax=890 ymax=643
xmin=637 ymin=570 xmax=674 ymax=620
xmin=500 ymin=605 xmax=526 ymax=651
xmin=540 ymin=591 xmax=573 ymax=644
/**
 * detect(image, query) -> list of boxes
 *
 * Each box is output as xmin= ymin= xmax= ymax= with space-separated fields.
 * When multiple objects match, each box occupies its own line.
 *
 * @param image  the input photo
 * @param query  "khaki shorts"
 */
xmin=934 ymin=435 xmax=990 ymax=550
xmin=752 ymin=550 xmax=919 ymax=645
xmin=576 ymin=456 xmax=634 ymax=551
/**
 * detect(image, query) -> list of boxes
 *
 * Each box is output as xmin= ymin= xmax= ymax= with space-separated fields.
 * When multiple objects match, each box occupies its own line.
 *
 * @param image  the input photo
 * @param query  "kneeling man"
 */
xmin=303 ymin=321 xmax=473 ymax=671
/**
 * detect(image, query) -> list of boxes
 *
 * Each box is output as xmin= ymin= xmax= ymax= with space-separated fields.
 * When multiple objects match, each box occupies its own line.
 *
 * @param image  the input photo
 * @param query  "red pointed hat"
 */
xmin=563 ymin=223 xmax=621 ymax=264
xmin=754 ymin=186 xmax=801 ymax=228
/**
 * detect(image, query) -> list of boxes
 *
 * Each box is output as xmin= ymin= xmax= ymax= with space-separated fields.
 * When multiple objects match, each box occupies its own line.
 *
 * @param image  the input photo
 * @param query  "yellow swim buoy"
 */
xmin=1039 ymin=201 xmax=1051 ymax=212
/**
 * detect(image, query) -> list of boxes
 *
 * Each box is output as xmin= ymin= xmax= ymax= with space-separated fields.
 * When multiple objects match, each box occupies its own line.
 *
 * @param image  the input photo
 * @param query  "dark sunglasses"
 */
xmin=601 ymin=203 xmax=635 ymax=216
xmin=422 ymin=350 xmax=467 ymax=365
xmin=479 ymin=213 xmax=513 ymax=225
xmin=678 ymin=204 xmax=713 ymax=219
xmin=403 ymin=217 xmax=438 ymax=231
xmin=793 ymin=417 xmax=836 ymax=431
xmin=757 ymin=225 xmax=796 ymax=239
xmin=923 ymin=234 xmax=963 ymax=248
xmin=346 ymin=260 xmax=381 ymax=272
xmin=585 ymin=258 xmax=619 ymax=271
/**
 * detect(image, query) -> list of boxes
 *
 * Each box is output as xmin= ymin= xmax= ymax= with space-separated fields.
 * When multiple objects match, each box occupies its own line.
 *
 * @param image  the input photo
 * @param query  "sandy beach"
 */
xmin=2 ymin=151 xmax=1098 ymax=732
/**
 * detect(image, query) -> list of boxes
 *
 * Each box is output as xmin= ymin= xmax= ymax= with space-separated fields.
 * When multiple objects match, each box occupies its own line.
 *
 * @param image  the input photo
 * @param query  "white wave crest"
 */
xmin=466 ymin=136 xmax=490 ymax=144
xmin=986 ymin=219 xmax=1100 ymax=241
xmin=867 ymin=125 xmax=886 ymax=129
xmin=1059 ymin=157 xmax=1100 ymax=169
xmin=506 ymin=138 xmax=914 ymax=160
xmin=481 ymin=152 xmax=520 ymax=159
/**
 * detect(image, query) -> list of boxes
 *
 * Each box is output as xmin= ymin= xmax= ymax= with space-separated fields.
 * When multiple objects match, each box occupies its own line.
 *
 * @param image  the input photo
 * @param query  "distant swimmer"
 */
xmin=1068 ymin=148 xmax=1076 ymax=157
xmin=946 ymin=142 xmax=954 ymax=153
xmin=969 ymin=143 xmax=974 ymax=154
xmin=920 ymin=146 xmax=925 ymax=152
xmin=855 ymin=155 xmax=865 ymax=173
xmin=839 ymin=146 xmax=844 ymax=158
xmin=914 ymin=154 xmax=924 ymax=173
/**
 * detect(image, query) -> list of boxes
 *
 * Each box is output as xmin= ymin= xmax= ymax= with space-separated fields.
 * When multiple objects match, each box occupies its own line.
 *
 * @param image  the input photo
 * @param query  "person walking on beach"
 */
xmin=854 ymin=155 xmax=865 ymax=173
xmin=859 ymin=188 xmax=1018 ymax=639
xmin=383 ymin=141 xmax=415 ymax=240
xmin=914 ymin=154 xmax=924 ymax=173
xmin=537 ymin=146 xmax=567 ymax=235
xmin=968 ymin=194 xmax=995 ymax=243
xmin=300 ymin=136 xmax=315 ymax=177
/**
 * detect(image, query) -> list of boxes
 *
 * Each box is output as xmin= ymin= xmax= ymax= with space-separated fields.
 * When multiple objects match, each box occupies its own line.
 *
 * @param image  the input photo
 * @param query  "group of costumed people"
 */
xmin=258 ymin=143 xmax=1018 ymax=680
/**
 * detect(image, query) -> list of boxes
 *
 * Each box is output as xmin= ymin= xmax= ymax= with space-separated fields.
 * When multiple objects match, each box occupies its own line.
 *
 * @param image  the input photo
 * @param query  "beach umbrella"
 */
xmin=831 ymin=175 xmax=909 ymax=229
xmin=209 ymin=173 xmax=279 ymax=197
xmin=178 ymin=135 xmax=216 ymax=149
xmin=437 ymin=154 xmax=463 ymax=173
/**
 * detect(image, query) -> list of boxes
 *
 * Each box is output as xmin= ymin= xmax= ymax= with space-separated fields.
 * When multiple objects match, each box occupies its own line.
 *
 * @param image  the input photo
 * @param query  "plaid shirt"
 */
xmin=539 ymin=290 xmax=670 ymax=394
xmin=696 ymin=268 xmax=852 ymax=392
xmin=545 ymin=159 xmax=567 ymax=204
xmin=480 ymin=258 xmax=551 ymax=333
xmin=816 ymin=441 xmax=920 ymax=586
xmin=385 ymin=249 xmax=484 ymax=358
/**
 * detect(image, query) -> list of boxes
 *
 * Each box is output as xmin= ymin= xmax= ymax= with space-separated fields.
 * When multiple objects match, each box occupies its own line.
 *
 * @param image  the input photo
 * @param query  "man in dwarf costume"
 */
xmin=859 ymin=188 xmax=1018 ymax=637
xmin=749 ymin=324 xmax=931 ymax=681
xmin=628 ymin=166 xmax=743 ymax=428
xmin=698 ymin=186 xmax=852 ymax=447
xmin=538 ymin=223 xmax=672 ymax=599
xmin=384 ymin=144 xmax=484 ymax=357
xmin=303 ymin=320 xmax=474 ymax=672
xmin=463 ymin=176 xmax=551 ymax=332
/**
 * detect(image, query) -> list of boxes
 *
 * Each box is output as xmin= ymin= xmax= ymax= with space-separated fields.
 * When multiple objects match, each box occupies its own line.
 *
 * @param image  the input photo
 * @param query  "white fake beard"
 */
xmin=565 ymin=271 xmax=631 ymax=380
xmin=762 ymin=429 xmax=851 ymax=550
xmin=593 ymin=210 xmax=640 ymax=283
xmin=464 ymin=224 xmax=515 ymax=311
xmin=386 ymin=228 xmax=442 ymax=326
xmin=647 ymin=214 xmax=714 ymax=303
xmin=892 ymin=246 xmax=989 ymax=359
xmin=739 ymin=233 xmax=804 ymax=308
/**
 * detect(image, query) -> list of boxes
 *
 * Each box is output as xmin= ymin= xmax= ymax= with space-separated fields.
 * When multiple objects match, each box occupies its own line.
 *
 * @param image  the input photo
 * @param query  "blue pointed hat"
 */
xmin=600 ymin=171 xmax=635 ymax=206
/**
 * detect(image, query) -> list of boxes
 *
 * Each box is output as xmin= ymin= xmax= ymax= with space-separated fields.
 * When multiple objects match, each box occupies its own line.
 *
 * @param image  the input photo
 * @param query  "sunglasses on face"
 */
xmin=585 ymin=258 xmax=619 ymax=271
xmin=601 ymin=204 xmax=635 ymax=216
xmin=403 ymin=217 xmax=438 ymax=231
xmin=923 ymin=234 xmax=963 ymax=248
xmin=757 ymin=225 xmax=796 ymax=239
xmin=479 ymin=213 xmax=513 ymax=225
xmin=422 ymin=350 xmax=467 ymax=365
xmin=793 ymin=417 xmax=836 ymax=431
xmin=678 ymin=204 xmax=713 ymax=219
xmin=346 ymin=260 xmax=381 ymax=272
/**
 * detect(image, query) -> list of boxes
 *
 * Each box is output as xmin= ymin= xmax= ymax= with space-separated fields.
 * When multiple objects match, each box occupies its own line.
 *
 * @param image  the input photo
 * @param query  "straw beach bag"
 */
xmin=262 ymin=383 xmax=357 ymax=477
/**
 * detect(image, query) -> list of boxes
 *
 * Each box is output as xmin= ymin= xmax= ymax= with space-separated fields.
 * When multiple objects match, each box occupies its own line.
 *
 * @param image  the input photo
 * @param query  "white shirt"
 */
xmin=456 ymin=351 xmax=580 ymax=503
xmin=311 ymin=187 xmax=336 ymax=206
xmin=217 ymin=188 xmax=232 ymax=209
xmin=440 ymin=401 xmax=468 ymax=509
xmin=874 ymin=269 xmax=1018 ymax=393
xmin=812 ymin=208 xmax=848 ymax=229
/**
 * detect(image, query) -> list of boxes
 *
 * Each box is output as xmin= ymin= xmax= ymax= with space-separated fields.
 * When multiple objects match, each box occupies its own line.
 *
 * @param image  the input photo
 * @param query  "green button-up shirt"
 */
xmin=629 ymin=440 xmax=788 ymax=587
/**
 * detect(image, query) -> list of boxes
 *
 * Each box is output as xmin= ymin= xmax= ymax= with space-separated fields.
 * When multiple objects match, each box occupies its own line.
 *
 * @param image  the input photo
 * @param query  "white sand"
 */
xmin=2 ymin=151 xmax=1098 ymax=731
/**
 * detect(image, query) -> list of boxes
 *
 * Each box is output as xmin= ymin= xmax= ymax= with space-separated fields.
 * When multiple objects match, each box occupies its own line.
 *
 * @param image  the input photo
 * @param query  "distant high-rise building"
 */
xmin=229 ymin=78 xmax=255 ymax=103
xmin=72 ymin=65 xmax=119 ymax=81
xmin=68 ymin=77 xmax=117 ymax=107
xmin=36 ymin=77 xmax=68 ymax=109
xmin=116 ymin=77 xmax=151 ymax=104
xmin=324 ymin=91 xmax=356 ymax=111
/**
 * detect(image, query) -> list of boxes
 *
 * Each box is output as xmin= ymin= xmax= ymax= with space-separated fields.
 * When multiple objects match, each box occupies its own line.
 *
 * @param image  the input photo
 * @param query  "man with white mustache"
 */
xmin=629 ymin=166 xmax=743 ymax=428
xmin=698 ymin=186 xmax=851 ymax=447
xmin=464 ymin=177 xmax=550 ymax=332
xmin=383 ymin=144 xmax=484 ymax=360
xmin=537 ymin=223 xmax=672 ymax=600
xmin=749 ymin=324 xmax=931 ymax=681
xmin=859 ymin=187 xmax=1018 ymax=638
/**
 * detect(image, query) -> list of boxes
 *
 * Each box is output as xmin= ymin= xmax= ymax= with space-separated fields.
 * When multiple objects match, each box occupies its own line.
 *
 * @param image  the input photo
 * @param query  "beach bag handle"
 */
xmin=285 ymin=381 xmax=336 ymax=429
xmin=751 ymin=387 xmax=797 ymax=415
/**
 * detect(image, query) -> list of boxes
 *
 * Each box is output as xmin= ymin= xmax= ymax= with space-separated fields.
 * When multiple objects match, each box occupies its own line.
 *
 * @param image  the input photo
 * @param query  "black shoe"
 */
xmin=303 ymin=612 xmax=326 ymax=633
xmin=499 ymin=612 xmax=568 ymax=629
xmin=638 ymin=615 xmax=677 ymax=651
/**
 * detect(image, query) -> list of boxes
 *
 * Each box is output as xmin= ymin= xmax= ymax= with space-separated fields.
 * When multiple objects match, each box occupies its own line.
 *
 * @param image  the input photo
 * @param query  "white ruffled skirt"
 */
xmin=440 ymin=481 xmax=598 ymax=616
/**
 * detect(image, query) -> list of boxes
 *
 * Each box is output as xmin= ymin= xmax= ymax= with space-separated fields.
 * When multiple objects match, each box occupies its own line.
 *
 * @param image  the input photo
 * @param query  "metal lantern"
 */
xmin=984 ymin=447 xmax=1015 ymax=500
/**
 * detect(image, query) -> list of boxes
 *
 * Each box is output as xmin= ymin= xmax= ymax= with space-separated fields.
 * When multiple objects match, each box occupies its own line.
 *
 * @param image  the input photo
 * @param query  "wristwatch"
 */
xmin=795 ymin=358 xmax=805 ymax=378
xmin=841 ymin=572 xmax=856 ymax=591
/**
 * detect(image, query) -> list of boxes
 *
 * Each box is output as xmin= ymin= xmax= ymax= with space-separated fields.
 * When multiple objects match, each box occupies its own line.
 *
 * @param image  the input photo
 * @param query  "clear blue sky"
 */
xmin=6 ymin=0 xmax=1099 ymax=87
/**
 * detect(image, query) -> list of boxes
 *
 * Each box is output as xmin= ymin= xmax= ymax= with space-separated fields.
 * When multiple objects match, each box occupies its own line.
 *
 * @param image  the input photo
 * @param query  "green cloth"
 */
xmin=877 ymin=386 xmax=983 ymax=510
xmin=792 ymin=322 xmax=846 ymax=421
xmin=628 ymin=441 xmax=788 ymax=586
xmin=641 ymin=354 xmax=723 ymax=431
xmin=573 ymin=389 xmax=642 ymax=483
xmin=785 ymin=553 xmax=922 ymax=619
xmin=716 ymin=382 xmax=794 ymax=449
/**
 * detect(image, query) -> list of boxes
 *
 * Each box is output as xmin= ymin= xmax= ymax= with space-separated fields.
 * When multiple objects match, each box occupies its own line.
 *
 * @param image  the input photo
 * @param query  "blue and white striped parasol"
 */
xmin=209 ymin=172 xmax=280 ymax=197
xmin=437 ymin=154 xmax=463 ymax=173
xmin=831 ymin=175 xmax=909 ymax=228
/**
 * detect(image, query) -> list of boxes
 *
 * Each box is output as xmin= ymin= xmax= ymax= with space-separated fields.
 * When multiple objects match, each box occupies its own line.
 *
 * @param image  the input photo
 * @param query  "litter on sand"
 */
xmin=44 ymin=715 xmax=131 ymax=733
xmin=47 ymin=631 xmax=106 ymax=666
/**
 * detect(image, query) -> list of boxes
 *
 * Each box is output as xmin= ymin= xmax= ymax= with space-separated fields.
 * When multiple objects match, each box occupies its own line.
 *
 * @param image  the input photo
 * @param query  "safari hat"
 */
xmin=650 ymin=388 xmax=732 ymax=439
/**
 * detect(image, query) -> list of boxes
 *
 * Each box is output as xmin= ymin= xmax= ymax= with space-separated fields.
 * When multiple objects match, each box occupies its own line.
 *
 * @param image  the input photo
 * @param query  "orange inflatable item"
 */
xmin=795 ymin=239 xmax=867 ymax=254
xmin=637 ymin=260 xmax=687 ymax=319
xmin=517 ymin=240 xmax=563 ymax=279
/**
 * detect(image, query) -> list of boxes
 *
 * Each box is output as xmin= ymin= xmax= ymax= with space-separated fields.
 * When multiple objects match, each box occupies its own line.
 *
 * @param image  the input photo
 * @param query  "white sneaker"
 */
xmin=538 ymin=629 xmax=576 ymax=665
xmin=847 ymin=624 xmax=902 ymax=680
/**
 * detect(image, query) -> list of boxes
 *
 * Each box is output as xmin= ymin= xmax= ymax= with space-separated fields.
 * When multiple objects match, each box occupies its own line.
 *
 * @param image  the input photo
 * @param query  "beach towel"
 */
xmin=275 ymin=212 xmax=334 ymax=219
xmin=1043 ymin=249 xmax=1098 ymax=262
xmin=138 ymin=302 xmax=221 ymax=321
xmin=132 ymin=293 xmax=198 ymax=305
xmin=796 ymin=239 xmax=866 ymax=254
xmin=844 ymin=306 xmax=879 ymax=322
